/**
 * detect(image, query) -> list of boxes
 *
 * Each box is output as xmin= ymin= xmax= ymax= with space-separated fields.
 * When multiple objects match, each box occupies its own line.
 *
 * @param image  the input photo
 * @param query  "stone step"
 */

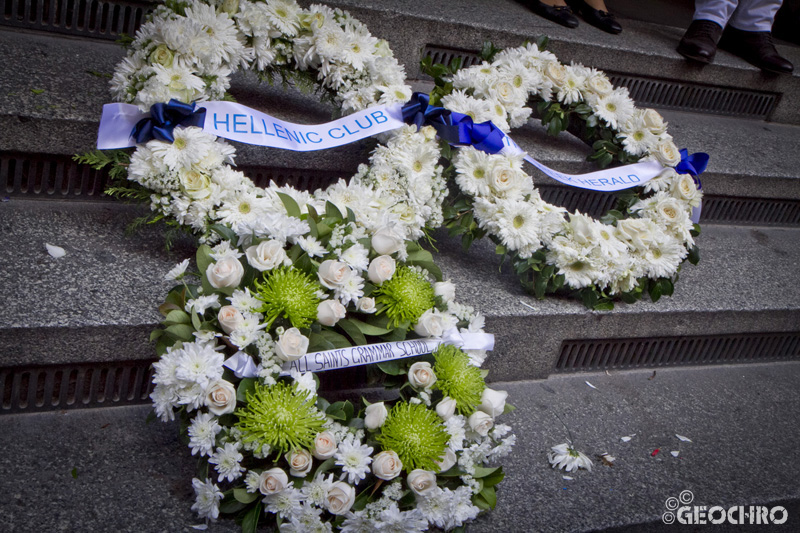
xmin=1 ymin=197 xmax=798 ymax=387
xmin=2 ymin=362 xmax=798 ymax=531
xmin=2 ymin=27 xmax=800 ymax=228
xmin=3 ymin=0 xmax=799 ymax=123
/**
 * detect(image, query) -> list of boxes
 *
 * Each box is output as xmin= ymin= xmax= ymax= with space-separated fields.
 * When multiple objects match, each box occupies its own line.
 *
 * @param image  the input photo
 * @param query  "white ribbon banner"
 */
xmin=279 ymin=329 xmax=495 ymax=376
xmin=96 ymin=101 xmax=405 ymax=151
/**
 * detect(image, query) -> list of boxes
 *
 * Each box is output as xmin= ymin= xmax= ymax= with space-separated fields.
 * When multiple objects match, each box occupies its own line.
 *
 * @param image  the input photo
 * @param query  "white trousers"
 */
xmin=693 ymin=0 xmax=783 ymax=31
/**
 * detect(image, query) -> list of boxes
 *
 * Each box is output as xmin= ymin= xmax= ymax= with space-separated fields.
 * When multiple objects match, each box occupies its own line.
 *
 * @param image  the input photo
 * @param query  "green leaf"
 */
xmin=70 ymin=467 xmax=78 ymax=479
xmin=479 ymin=486 xmax=497 ymax=509
xmin=236 ymin=378 xmax=256 ymax=403
xmin=313 ymin=457 xmax=336 ymax=479
xmin=377 ymin=360 xmax=404 ymax=375
xmin=318 ymin=329 xmax=351 ymax=349
xmin=688 ymin=245 xmax=700 ymax=265
xmin=336 ymin=319 xmax=367 ymax=346
xmin=163 ymin=309 xmax=191 ymax=326
xmin=502 ymin=402 xmax=516 ymax=414
xmin=325 ymin=201 xmax=343 ymax=221
xmin=472 ymin=466 xmax=501 ymax=479
xmin=342 ymin=318 xmax=392 ymax=336
xmin=149 ymin=329 xmax=164 ymax=342
xmin=196 ymin=245 xmax=214 ymax=294
xmin=210 ymin=224 xmax=236 ymax=242
xmin=241 ymin=501 xmax=262 ymax=533
xmin=277 ymin=192 xmax=301 ymax=218
xmin=191 ymin=311 xmax=202 ymax=331
xmin=649 ymin=280 xmax=662 ymax=302
xmin=234 ymin=488 xmax=259 ymax=504
xmin=164 ymin=324 xmax=195 ymax=341
xmin=308 ymin=332 xmax=336 ymax=353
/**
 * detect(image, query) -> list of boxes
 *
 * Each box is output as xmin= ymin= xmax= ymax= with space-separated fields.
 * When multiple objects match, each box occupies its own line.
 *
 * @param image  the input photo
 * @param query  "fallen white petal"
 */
xmin=519 ymin=300 xmax=537 ymax=311
xmin=190 ymin=525 xmax=208 ymax=531
xmin=585 ymin=381 xmax=597 ymax=389
xmin=562 ymin=475 xmax=574 ymax=480
xmin=671 ymin=451 xmax=680 ymax=458
xmin=676 ymin=434 xmax=692 ymax=442
xmin=620 ymin=434 xmax=636 ymax=442
xmin=45 ymin=243 xmax=66 ymax=258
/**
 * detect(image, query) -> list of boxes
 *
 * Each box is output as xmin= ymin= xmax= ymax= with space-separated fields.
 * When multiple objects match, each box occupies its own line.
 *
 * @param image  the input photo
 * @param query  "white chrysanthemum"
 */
xmin=188 ymin=412 xmax=223 ymax=457
xmin=265 ymin=0 xmax=302 ymax=37
xmin=148 ymin=127 xmax=217 ymax=171
xmin=418 ymin=486 xmax=480 ymax=530
xmin=150 ymin=383 xmax=178 ymax=422
xmin=174 ymin=341 xmax=225 ymax=391
xmin=228 ymin=287 xmax=262 ymax=314
xmin=186 ymin=294 xmax=220 ymax=315
xmin=339 ymin=243 xmax=369 ymax=272
xmin=165 ymin=258 xmax=190 ymax=281
xmin=592 ymin=88 xmax=635 ymax=129
xmin=377 ymin=504 xmax=429 ymax=533
xmin=340 ymin=510 xmax=377 ymax=533
xmin=493 ymin=199 xmax=542 ymax=252
xmin=619 ymin=115 xmax=658 ymax=157
xmin=146 ymin=63 xmax=206 ymax=106
xmin=301 ymin=474 xmax=335 ymax=507
xmin=548 ymin=443 xmax=593 ymax=472
xmin=441 ymin=89 xmax=493 ymax=123
xmin=191 ymin=477 xmax=223 ymax=521
xmin=556 ymin=65 xmax=586 ymax=105
xmin=264 ymin=487 xmax=304 ymax=517
xmin=644 ymin=236 xmax=687 ymax=278
xmin=334 ymin=438 xmax=374 ymax=485
xmin=209 ymin=442 xmax=245 ymax=483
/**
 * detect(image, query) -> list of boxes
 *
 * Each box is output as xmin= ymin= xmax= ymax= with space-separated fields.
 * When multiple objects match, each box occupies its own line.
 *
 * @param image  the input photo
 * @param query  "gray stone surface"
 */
xmin=2 ymin=196 xmax=799 ymax=381
xmin=2 ymin=362 xmax=798 ymax=532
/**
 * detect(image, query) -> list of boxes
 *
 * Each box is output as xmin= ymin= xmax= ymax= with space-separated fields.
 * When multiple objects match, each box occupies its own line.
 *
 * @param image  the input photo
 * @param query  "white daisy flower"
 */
xmin=548 ymin=443 xmax=593 ymax=472
xmin=191 ymin=477 xmax=223 ymax=521
xmin=209 ymin=442 xmax=245 ymax=483
xmin=186 ymin=294 xmax=220 ymax=315
xmin=165 ymin=258 xmax=190 ymax=281
xmin=592 ymin=88 xmax=635 ymax=129
xmin=188 ymin=412 xmax=223 ymax=457
xmin=334 ymin=438 xmax=374 ymax=485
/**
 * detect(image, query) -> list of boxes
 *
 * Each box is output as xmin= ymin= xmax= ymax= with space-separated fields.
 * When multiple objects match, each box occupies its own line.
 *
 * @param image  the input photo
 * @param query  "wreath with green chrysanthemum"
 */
xmin=80 ymin=1 xmax=517 ymax=531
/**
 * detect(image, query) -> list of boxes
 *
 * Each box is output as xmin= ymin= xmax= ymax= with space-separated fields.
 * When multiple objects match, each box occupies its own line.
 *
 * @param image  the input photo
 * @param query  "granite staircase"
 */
xmin=1 ymin=0 xmax=799 ymax=531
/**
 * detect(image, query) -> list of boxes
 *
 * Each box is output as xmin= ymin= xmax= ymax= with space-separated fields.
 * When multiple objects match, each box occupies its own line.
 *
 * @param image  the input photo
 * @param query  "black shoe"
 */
xmin=677 ymin=19 xmax=724 ymax=64
xmin=718 ymin=26 xmax=793 ymax=74
xmin=524 ymin=0 xmax=579 ymax=29
xmin=566 ymin=0 xmax=622 ymax=34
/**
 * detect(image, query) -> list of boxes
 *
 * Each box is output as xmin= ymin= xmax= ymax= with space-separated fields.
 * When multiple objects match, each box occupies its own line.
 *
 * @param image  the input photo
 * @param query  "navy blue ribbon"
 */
xmin=131 ymin=99 xmax=207 ymax=144
xmin=401 ymin=92 xmax=505 ymax=155
xmin=676 ymin=148 xmax=709 ymax=189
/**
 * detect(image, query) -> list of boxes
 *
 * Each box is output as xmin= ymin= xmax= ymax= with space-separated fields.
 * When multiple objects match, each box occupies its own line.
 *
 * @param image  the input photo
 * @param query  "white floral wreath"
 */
xmin=95 ymin=1 xmax=516 ymax=531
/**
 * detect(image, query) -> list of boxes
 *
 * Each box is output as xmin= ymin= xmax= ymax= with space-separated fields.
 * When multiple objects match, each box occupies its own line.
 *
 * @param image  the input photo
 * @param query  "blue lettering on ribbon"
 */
xmin=249 ymin=116 xmax=262 ymax=135
xmin=355 ymin=115 xmax=373 ymax=130
xmin=329 ymin=127 xmax=344 ymax=139
xmin=213 ymin=113 xmax=230 ymax=132
xmin=261 ymin=119 xmax=275 ymax=136
xmin=343 ymin=124 xmax=359 ymax=135
xmin=628 ymin=174 xmax=640 ymax=182
xmin=306 ymin=132 xmax=322 ymax=143
xmin=274 ymin=124 xmax=289 ymax=140
xmin=371 ymin=110 xmax=388 ymax=124
xmin=233 ymin=114 xmax=247 ymax=134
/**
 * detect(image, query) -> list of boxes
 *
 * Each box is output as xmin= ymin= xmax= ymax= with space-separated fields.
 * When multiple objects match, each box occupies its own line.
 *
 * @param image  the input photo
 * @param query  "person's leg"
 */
xmin=677 ymin=1 xmax=737 ymax=63
xmin=719 ymin=0 xmax=792 ymax=73
xmin=728 ymin=0 xmax=781 ymax=30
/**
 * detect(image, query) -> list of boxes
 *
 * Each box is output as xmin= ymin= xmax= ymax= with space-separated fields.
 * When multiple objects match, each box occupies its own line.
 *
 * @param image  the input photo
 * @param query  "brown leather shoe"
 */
xmin=718 ymin=26 xmax=793 ymax=74
xmin=677 ymin=20 xmax=724 ymax=64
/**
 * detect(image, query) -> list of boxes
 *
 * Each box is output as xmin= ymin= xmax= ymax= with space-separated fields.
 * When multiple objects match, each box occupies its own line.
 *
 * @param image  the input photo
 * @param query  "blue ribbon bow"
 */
xmin=401 ymin=92 xmax=505 ymax=155
xmin=131 ymin=99 xmax=207 ymax=144
xmin=676 ymin=148 xmax=709 ymax=189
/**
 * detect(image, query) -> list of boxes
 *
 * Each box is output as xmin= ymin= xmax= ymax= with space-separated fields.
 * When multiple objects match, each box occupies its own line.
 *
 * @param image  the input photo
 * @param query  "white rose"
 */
xmin=364 ymin=402 xmax=388 ymax=430
xmin=491 ymin=80 xmax=518 ymax=106
xmin=220 ymin=0 xmax=238 ymax=15
xmin=317 ymin=260 xmax=352 ymax=289
xmin=413 ymin=309 xmax=445 ymax=338
xmin=468 ymin=411 xmax=494 ymax=437
xmin=656 ymin=197 xmax=685 ymax=225
xmin=408 ymin=362 xmax=436 ymax=390
xmin=326 ymin=482 xmax=356 ymax=515
xmin=654 ymin=140 xmax=681 ymax=166
xmin=436 ymin=396 xmax=457 ymax=421
xmin=436 ymin=448 xmax=457 ymax=473
xmin=672 ymin=173 xmax=701 ymax=206
xmin=407 ymin=469 xmax=438 ymax=496
xmin=204 ymin=379 xmax=237 ymax=416
xmin=178 ymin=169 xmax=210 ymax=199
xmin=285 ymin=449 xmax=313 ymax=477
xmin=356 ymin=297 xmax=377 ymax=314
xmin=312 ymin=431 xmax=338 ymax=460
xmin=259 ymin=468 xmax=288 ymax=495
xmin=478 ymin=388 xmax=508 ymax=418
xmin=372 ymin=450 xmax=403 ymax=481
xmin=569 ymin=214 xmax=597 ymax=246
xmin=149 ymin=44 xmax=174 ymax=68
xmin=317 ymin=299 xmax=346 ymax=327
xmin=217 ymin=305 xmax=244 ymax=334
xmin=275 ymin=327 xmax=309 ymax=362
xmin=433 ymin=281 xmax=456 ymax=303
xmin=245 ymin=240 xmax=289 ymax=271
xmin=642 ymin=108 xmax=667 ymax=135
xmin=371 ymin=226 xmax=405 ymax=255
xmin=587 ymin=74 xmax=613 ymax=96
xmin=616 ymin=218 xmax=655 ymax=251
xmin=206 ymin=257 xmax=244 ymax=289
xmin=368 ymin=255 xmax=396 ymax=285
xmin=544 ymin=61 xmax=567 ymax=86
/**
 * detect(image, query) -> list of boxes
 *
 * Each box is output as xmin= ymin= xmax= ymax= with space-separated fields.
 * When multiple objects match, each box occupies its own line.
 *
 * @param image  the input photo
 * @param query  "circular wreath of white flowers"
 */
xmin=427 ymin=42 xmax=703 ymax=308
xmin=98 ymin=1 xmax=516 ymax=531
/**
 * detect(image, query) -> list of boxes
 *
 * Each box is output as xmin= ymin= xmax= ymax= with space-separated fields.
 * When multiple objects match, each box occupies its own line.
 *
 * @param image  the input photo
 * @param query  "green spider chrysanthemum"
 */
xmin=376 ymin=402 xmax=449 ymax=473
xmin=373 ymin=266 xmax=436 ymax=329
xmin=254 ymin=266 xmax=321 ymax=329
xmin=433 ymin=344 xmax=486 ymax=415
xmin=235 ymin=381 xmax=325 ymax=456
